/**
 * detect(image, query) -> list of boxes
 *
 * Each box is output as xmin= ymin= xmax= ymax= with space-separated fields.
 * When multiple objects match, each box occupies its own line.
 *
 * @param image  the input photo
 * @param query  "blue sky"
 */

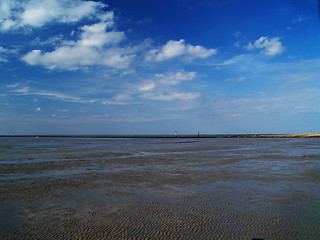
xmin=1 ymin=0 xmax=320 ymax=135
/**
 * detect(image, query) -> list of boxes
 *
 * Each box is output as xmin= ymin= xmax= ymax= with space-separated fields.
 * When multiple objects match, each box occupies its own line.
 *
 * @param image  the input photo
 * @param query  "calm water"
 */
xmin=1 ymin=137 xmax=319 ymax=239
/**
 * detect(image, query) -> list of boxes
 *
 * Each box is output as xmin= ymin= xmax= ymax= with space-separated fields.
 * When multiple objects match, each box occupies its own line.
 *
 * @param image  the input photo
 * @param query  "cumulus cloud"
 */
xmin=79 ymin=21 xmax=124 ymax=47
xmin=146 ymin=39 xmax=217 ymax=61
xmin=5 ymin=1 xmax=217 ymax=71
xmin=246 ymin=36 xmax=284 ymax=57
xmin=0 ymin=0 xmax=105 ymax=31
xmin=22 ymin=15 xmax=134 ymax=70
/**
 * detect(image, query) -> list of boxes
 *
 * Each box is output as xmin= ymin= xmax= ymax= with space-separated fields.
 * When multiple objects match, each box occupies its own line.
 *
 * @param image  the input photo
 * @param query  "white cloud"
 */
xmin=232 ymin=113 xmax=243 ymax=117
xmin=0 ymin=1 xmax=11 ymax=18
xmin=146 ymin=39 xmax=217 ymax=61
xmin=0 ymin=57 xmax=8 ymax=63
xmin=138 ymin=82 xmax=156 ymax=92
xmin=14 ymin=87 xmax=31 ymax=93
xmin=0 ymin=46 xmax=18 ymax=62
xmin=0 ymin=46 xmax=16 ymax=54
xmin=22 ymin=16 xmax=134 ymax=70
xmin=134 ymin=71 xmax=200 ymax=101
xmin=293 ymin=16 xmax=306 ymax=24
xmin=34 ymin=35 xmax=61 ymax=46
xmin=79 ymin=18 xmax=125 ymax=48
xmin=9 ymin=84 xmax=96 ymax=103
xmin=233 ymin=31 xmax=242 ymax=38
xmin=219 ymin=54 xmax=268 ymax=74
xmin=141 ymin=92 xmax=200 ymax=101
xmin=210 ymin=86 xmax=320 ymax=118
xmin=137 ymin=71 xmax=197 ymax=93
xmin=23 ymin=44 xmax=132 ymax=70
xmin=35 ymin=107 xmax=41 ymax=111
xmin=6 ymin=83 xmax=19 ymax=88
xmin=156 ymin=71 xmax=196 ymax=85
xmin=113 ymin=94 xmax=133 ymax=102
xmin=0 ymin=0 xmax=105 ymax=31
xmin=102 ymin=99 xmax=129 ymax=105
xmin=246 ymin=36 xmax=284 ymax=57
xmin=120 ymin=70 xmax=135 ymax=77
xmin=225 ymin=76 xmax=245 ymax=82
xmin=112 ymin=71 xmax=200 ymax=103
xmin=1 ymin=19 xmax=15 ymax=31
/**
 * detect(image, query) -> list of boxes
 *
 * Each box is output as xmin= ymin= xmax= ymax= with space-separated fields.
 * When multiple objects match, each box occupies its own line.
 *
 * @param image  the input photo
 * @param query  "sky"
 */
xmin=1 ymin=0 xmax=320 ymax=135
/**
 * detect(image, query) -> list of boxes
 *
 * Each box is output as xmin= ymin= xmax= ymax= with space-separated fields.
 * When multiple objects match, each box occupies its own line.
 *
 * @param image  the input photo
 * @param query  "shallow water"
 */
xmin=1 ymin=137 xmax=319 ymax=239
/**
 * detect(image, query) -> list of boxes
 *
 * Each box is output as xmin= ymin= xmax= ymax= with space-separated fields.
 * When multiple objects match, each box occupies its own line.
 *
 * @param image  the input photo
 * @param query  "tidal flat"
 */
xmin=1 ymin=137 xmax=319 ymax=239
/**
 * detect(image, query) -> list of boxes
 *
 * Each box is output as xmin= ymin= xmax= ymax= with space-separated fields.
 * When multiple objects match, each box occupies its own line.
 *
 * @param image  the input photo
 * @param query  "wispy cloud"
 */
xmin=156 ymin=71 xmax=196 ymax=85
xmin=0 ymin=46 xmax=18 ymax=62
xmin=136 ymin=71 xmax=200 ymax=101
xmin=57 ymin=109 xmax=68 ymax=112
xmin=141 ymin=91 xmax=200 ymax=101
xmin=33 ymin=34 xmax=67 ymax=46
xmin=0 ymin=57 xmax=8 ymax=63
xmin=218 ymin=54 xmax=267 ymax=74
xmin=224 ymin=76 xmax=245 ymax=82
xmin=138 ymin=82 xmax=156 ymax=92
xmin=8 ymin=84 xmax=96 ymax=103
xmin=5 ymin=83 xmax=20 ymax=88
xmin=108 ymin=71 xmax=201 ymax=104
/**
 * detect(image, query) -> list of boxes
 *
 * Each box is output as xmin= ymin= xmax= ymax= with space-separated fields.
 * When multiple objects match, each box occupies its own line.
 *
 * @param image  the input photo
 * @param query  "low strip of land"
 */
xmin=254 ymin=132 xmax=320 ymax=138
xmin=1 ymin=133 xmax=320 ymax=138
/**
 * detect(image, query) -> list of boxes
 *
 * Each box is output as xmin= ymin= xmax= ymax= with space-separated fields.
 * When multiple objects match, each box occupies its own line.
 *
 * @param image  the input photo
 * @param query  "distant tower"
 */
xmin=175 ymin=130 xmax=177 ymax=137
xmin=198 ymin=131 xmax=200 ymax=137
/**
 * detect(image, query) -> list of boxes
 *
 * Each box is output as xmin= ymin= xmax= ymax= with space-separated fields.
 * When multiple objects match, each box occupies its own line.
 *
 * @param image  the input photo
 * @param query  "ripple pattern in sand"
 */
xmin=1 ymin=137 xmax=320 ymax=239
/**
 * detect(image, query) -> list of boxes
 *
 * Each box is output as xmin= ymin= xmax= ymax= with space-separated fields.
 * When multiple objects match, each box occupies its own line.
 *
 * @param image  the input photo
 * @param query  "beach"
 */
xmin=1 ymin=137 xmax=319 ymax=239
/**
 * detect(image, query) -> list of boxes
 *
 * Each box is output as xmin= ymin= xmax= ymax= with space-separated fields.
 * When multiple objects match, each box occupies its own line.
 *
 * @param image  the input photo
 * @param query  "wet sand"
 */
xmin=1 ymin=137 xmax=319 ymax=239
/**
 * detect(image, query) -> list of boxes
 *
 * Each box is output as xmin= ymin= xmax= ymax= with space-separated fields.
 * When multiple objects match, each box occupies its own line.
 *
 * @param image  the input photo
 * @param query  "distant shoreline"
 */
xmin=1 ymin=133 xmax=320 ymax=138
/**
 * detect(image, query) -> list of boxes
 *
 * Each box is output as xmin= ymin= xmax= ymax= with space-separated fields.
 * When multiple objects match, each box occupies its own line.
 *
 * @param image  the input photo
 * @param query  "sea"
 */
xmin=0 ymin=136 xmax=319 ymax=239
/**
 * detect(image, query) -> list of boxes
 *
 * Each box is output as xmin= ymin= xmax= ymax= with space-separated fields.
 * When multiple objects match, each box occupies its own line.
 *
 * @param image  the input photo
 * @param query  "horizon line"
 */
xmin=0 ymin=132 xmax=319 ymax=138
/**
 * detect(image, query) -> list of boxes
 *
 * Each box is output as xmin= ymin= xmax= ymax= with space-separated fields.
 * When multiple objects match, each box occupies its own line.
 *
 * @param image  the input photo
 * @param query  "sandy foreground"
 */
xmin=0 ymin=138 xmax=319 ymax=239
